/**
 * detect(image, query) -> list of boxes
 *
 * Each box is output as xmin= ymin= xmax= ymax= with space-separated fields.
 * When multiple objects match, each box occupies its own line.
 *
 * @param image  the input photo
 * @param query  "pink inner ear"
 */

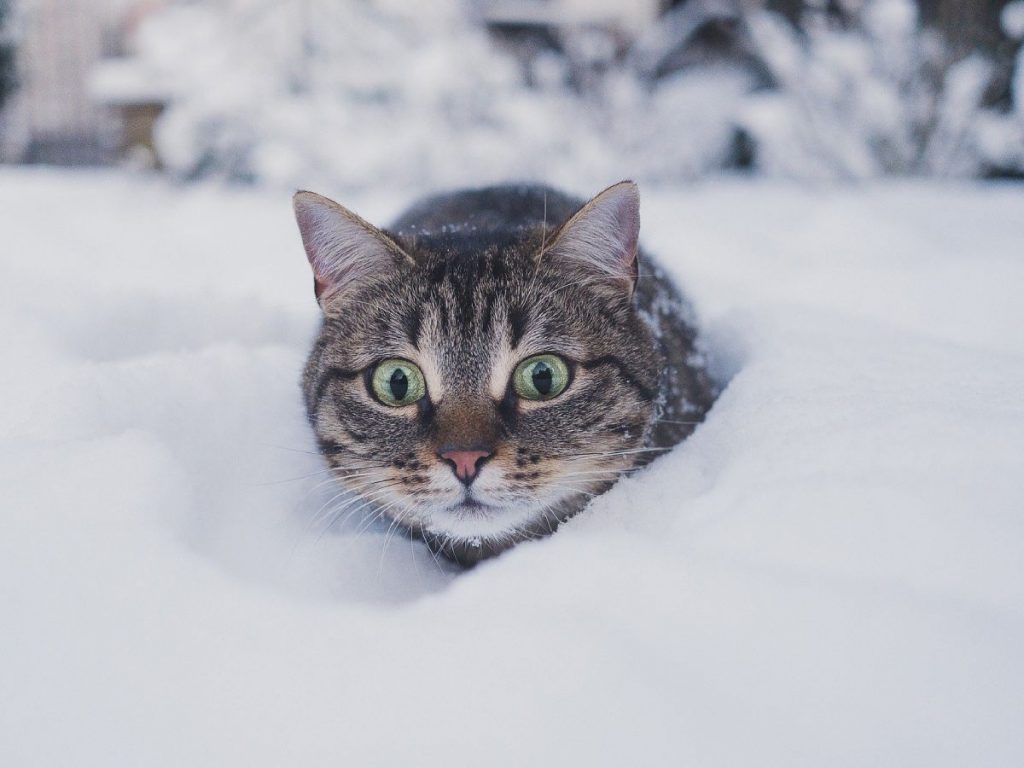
xmin=294 ymin=198 xmax=352 ymax=279
xmin=313 ymin=276 xmax=331 ymax=301
xmin=293 ymin=191 xmax=402 ymax=306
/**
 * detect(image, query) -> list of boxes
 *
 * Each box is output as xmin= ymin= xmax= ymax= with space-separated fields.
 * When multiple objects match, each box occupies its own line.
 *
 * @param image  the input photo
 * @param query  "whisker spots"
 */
xmin=510 ymin=470 xmax=542 ymax=481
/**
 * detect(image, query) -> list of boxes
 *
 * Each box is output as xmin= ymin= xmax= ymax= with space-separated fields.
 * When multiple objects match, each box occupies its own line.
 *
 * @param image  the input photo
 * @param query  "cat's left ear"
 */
xmin=542 ymin=181 xmax=640 ymax=293
xmin=293 ymin=190 xmax=414 ymax=312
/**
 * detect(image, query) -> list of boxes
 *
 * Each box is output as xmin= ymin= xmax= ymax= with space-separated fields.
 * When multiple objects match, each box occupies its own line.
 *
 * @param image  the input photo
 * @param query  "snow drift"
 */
xmin=1 ymin=169 xmax=1023 ymax=766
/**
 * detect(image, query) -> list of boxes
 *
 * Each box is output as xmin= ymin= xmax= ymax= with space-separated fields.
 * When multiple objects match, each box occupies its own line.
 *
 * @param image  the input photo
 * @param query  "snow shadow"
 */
xmin=271 ymin=322 xmax=740 ymax=605
xmin=43 ymin=281 xmax=736 ymax=608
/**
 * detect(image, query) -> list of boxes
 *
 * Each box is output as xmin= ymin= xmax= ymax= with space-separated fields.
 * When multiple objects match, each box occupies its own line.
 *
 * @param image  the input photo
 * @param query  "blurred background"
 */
xmin=3 ymin=7 xmax=1024 ymax=764
xmin=1 ymin=0 xmax=1023 ymax=194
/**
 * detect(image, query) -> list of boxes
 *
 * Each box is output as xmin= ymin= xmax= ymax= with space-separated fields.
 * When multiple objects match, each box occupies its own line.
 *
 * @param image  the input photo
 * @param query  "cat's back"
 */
xmin=389 ymin=184 xmax=582 ymax=238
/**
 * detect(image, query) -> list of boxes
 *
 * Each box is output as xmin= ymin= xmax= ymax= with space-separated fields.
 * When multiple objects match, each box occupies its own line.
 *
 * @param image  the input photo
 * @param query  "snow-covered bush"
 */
xmin=602 ymin=65 xmax=753 ymax=181
xmin=973 ymin=0 xmax=1024 ymax=174
xmin=138 ymin=0 xmax=613 ymax=193
xmin=134 ymin=0 xmax=1024 ymax=188
xmin=0 ymin=0 xmax=16 ymax=110
xmin=739 ymin=0 xmax=1013 ymax=178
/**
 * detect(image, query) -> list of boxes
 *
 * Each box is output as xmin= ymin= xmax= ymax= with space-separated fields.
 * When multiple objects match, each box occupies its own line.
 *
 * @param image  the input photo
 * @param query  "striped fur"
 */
xmin=295 ymin=182 xmax=716 ymax=565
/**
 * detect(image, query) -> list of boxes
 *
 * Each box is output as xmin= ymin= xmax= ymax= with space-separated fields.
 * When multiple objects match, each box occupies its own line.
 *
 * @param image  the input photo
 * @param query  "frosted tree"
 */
xmin=972 ymin=0 xmax=1024 ymax=174
xmin=135 ymin=0 xmax=609 ymax=192
xmin=0 ymin=0 xmax=16 ymax=110
xmin=131 ymin=0 xmax=1024 ymax=186
xmin=738 ymin=0 xmax=1000 ymax=178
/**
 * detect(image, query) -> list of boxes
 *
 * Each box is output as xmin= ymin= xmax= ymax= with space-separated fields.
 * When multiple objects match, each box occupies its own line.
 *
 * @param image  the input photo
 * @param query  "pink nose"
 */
xmin=439 ymin=449 xmax=493 ymax=485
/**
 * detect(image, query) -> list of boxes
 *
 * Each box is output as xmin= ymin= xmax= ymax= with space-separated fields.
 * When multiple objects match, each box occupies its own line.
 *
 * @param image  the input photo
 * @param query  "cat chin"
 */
xmin=420 ymin=493 xmax=572 ymax=543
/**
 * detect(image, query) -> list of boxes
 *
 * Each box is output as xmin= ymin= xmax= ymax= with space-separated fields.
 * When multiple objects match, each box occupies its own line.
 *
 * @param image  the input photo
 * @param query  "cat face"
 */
xmin=295 ymin=183 xmax=661 ymax=563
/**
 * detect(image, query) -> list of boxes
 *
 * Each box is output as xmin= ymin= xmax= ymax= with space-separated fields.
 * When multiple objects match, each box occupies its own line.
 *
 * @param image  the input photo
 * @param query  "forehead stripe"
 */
xmin=402 ymin=306 xmax=423 ymax=348
xmin=508 ymin=304 xmax=529 ymax=349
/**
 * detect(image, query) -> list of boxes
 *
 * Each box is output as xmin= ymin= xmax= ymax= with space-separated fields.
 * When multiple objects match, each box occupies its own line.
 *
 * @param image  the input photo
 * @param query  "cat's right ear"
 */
xmin=541 ymin=181 xmax=640 ymax=295
xmin=293 ymin=191 xmax=413 ymax=312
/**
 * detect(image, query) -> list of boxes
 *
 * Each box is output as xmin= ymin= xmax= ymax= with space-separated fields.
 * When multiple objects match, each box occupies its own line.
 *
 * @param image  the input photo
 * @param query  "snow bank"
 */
xmin=1 ymin=169 xmax=1023 ymax=766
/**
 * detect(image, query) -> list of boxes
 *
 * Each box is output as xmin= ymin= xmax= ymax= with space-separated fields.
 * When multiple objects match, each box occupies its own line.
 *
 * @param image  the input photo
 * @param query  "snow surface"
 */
xmin=2 ymin=169 xmax=1023 ymax=766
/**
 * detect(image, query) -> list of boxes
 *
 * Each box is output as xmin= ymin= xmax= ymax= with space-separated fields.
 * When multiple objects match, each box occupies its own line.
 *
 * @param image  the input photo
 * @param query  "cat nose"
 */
xmin=439 ymin=448 xmax=493 ymax=486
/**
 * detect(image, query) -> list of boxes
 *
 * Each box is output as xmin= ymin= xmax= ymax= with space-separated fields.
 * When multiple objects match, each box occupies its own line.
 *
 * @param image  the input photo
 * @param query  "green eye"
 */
xmin=371 ymin=359 xmax=426 ymax=406
xmin=512 ymin=354 xmax=570 ymax=401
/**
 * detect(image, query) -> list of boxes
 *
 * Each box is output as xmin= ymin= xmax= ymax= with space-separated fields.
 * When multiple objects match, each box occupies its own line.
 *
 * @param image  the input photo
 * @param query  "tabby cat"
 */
xmin=293 ymin=182 xmax=715 ymax=565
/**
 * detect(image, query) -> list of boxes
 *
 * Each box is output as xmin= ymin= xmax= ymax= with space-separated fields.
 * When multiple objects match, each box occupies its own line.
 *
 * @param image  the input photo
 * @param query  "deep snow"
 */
xmin=1 ymin=169 xmax=1023 ymax=766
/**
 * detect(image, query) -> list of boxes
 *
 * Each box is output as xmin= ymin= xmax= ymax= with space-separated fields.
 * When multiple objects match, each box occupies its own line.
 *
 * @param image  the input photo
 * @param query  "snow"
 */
xmin=87 ymin=58 xmax=172 ymax=106
xmin=1003 ymin=1 xmax=1024 ymax=40
xmin=2 ymin=168 xmax=1023 ymax=766
xmin=126 ymin=0 xmax=1024 ymax=188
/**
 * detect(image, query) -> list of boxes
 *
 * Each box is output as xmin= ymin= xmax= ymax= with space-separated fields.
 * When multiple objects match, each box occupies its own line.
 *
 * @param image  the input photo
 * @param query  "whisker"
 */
xmin=261 ymin=443 xmax=325 ymax=456
xmin=556 ymin=468 xmax=637 ymax=480
xmin=317 ymin=484 xmax=400 ymax=541
xmin=252 ymin=465 xmax=338 ymax=487
xmin=545 ymin=483 xmax=600 ymax=498
xmin=330 ymin=462 xmax=394 ymax=472
xmin=354 ymin=503 xmax=393 ymax=539
xmin=421 ymin=528 xmax=447 ymax=573
xmin=561 ymin=446 xmax=675 ymax=460
xmin=377 ymin=498 xmax=418 ymax=578
xmin=307 ymin=475 xmax=394 ymax=534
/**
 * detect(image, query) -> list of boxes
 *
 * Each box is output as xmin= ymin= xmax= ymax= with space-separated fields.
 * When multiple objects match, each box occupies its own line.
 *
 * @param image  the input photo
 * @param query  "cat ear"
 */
xmin=543 ymin=181 xmax=640 ymax=292
xmin=293 ymin=190 xmax=413 ymax=310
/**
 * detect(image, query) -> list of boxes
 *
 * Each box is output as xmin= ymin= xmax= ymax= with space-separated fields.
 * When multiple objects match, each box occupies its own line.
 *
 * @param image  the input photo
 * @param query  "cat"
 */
xmin=293 ymin=181 xmax=716 ymax=565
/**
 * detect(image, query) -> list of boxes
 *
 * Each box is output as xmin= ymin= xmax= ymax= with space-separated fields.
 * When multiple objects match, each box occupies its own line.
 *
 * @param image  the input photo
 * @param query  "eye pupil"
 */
xmin=389 ymin=369 xmax=409 ymax=401
xmin=371 ymin=359 xmax=425 ymax=406
xmin=531 ymin=363 xmax=553 ymax=395
xmin=512 ymin=354 xmax=568 ymax=401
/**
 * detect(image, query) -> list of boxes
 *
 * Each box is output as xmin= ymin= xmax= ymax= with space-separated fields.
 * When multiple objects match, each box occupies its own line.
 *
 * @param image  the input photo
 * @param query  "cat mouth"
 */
xmin=439 ymin=489 xmax=508 ymax=516
xmin=452 ymin=496 xmax=495 ymax=513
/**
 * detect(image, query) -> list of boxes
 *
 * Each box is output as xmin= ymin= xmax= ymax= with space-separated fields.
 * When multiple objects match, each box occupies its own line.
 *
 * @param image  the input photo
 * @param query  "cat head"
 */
xmin=293 ymin=182 xmax=660 ymax=563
